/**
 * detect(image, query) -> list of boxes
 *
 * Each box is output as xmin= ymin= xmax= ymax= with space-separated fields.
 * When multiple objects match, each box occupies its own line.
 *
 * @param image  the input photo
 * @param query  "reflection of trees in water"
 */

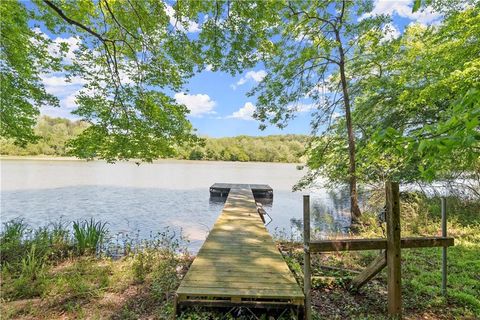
xmin=290 ymin=186 xmax=368 ymax=239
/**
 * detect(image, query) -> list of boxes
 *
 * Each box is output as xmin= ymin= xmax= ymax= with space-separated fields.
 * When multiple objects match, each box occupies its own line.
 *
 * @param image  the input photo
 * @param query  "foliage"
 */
xmin=178 ymin=134 xmax=308 ymax=162
xmin=72 ymin=218 xmax=108 ymax=255
xmin=191 ymin=0 xmax=395 ymax=219
xmin=0 ymin=116 xmax=88 ymax=156
xmin=306 ymin=4 xmax=480 ymax=185
xmin=0 ymin=0 xmax=61 ymax=146
xmin=0 ymin=116 xmax=308 ymax=163
xmin=0 ymin=220 xmax=190 ymax=319
xmin=19 ymin=245 xmax=46 ymax=282
xmin=282 ymin=193 xmax=480 ymax=318
xmin=2 ymin=0 xmax=206 ymax=162
xmin=0 ymin=220 xmax=72 ymax=269
xmin=0 ymin=219 xmax=27 ymax=264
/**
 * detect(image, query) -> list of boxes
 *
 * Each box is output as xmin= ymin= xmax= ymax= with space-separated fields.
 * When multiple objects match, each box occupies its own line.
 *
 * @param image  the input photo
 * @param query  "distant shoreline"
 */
xmin=0 ymin=155 xmax=82 ymax=161
xmin=0 ymin=155 xmax=304 ymax=165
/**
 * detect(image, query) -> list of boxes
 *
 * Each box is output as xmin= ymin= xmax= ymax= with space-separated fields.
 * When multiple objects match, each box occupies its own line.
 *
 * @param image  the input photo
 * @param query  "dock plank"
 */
xmin=176 ymin=187 xmax=303 ymax=305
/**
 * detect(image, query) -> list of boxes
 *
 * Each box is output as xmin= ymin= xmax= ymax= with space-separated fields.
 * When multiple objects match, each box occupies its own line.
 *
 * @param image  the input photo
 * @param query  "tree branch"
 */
xmin=42 ymin=0 xmax=110 ymax=44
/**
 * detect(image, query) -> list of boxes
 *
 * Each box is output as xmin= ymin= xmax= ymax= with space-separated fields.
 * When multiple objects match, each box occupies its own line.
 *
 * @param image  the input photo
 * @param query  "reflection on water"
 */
xmin=1 ymin=159 xmax=357 ymax=251
xmin=288 ymin=188 xmax=356 ymax=241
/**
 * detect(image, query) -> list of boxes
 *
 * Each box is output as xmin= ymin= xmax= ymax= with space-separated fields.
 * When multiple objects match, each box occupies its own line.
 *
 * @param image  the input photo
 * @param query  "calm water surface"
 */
xmin=1 ymin=159 xmax=352 ymax=251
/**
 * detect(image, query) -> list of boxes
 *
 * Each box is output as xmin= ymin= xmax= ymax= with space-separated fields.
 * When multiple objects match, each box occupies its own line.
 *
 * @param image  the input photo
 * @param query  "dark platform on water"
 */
xmin=210 ymin=183 xmax=273 ymax=199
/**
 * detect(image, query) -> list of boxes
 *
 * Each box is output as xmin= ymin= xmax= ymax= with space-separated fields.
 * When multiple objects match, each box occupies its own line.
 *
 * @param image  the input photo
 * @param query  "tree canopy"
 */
xmin=0 ymin=1 xmax=61 ymax=146
xmin=305 ymin=4 xmax=480 ymax=186
xmin=2 ymin=0 xmax=204 ymax=162
xmin=1 ymin=0 xmax=478 ymax=200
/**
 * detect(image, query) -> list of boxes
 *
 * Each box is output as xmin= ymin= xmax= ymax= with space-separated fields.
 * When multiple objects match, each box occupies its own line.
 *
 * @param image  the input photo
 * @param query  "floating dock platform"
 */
xmin=210 ymin=183 xmax=273 ymax=199
xmin=176 ymin=186 xmax=303 ymax=317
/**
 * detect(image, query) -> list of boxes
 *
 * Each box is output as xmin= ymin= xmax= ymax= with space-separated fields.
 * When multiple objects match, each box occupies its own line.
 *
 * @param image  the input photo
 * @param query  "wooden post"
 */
xmin=303 ymin=195 xmax=312 ymax=320
xmin=441 ymin=197 xmax=447 ymax=296
xmin=386 ymin=181 xmax=402 ymax=318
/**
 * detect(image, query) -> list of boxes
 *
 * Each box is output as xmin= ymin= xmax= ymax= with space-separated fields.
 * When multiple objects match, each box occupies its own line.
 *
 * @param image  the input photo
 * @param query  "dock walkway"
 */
xmin=176 ymin=187 xmax=304 ymax=314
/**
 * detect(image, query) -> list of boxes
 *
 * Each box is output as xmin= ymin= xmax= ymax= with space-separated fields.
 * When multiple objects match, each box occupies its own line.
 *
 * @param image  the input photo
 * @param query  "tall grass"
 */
xmin=72 ymin=218 xmax=108 ymax=255
xmin=0 ymin=219 xmax=28 ymax=266
xmin=20 ymin=245 xmax=45 ymax=281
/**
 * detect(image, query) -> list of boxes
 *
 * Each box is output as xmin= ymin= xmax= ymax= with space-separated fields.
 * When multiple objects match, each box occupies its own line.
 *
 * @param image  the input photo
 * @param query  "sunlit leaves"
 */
xmin=350 ymin=6 xmax=480 ymax=183
xmin=0 ymin=1 xmax=60 ymax=146
xmin=20 ymin=0 xmax=205 ymax=161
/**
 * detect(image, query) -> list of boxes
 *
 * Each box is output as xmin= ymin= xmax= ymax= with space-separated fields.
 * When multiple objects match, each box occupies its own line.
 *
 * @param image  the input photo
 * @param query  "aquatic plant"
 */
xmin=72 ymin=218 xmax=108 ymax=255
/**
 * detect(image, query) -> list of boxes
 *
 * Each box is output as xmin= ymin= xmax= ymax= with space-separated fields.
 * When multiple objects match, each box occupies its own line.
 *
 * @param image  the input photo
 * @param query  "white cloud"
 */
xmin=174 ymin=92 xmax=216 ymax=116
xmin=41 ymin=73 xmax=85 ymax=96
xmin=32 ymin=28 xmax=81 ymax=64
xmin=52 ymin=36 xmax=81 ymax=63
xmin=40 ymin=87 xmax=82 ymax=119
xmin=233 ymin=70 xmax=267 ymax=89
xmin=227 ymin=102 xmax=256 ymax=120
xmin=289 ymin=103 xmax=315 ymax=113
xmin=164 ymin=4 xmax=200 ymax=33
xmin=382 ymin=23 xmax=401 ymax=41
xmin=60 ymin=90 xmax=80 ymax=110
xmin=363 ymin=0 xmax=442 ymax=24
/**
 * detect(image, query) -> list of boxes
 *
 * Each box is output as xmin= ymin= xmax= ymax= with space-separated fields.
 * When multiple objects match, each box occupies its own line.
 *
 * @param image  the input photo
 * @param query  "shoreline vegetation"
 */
xmin=1 ymin=193 xmax=479 ymax=319
xmin=0 ymin=116 xmax=308 ymax=164
xmin=2 ymin=1 xmax=478 ymax=319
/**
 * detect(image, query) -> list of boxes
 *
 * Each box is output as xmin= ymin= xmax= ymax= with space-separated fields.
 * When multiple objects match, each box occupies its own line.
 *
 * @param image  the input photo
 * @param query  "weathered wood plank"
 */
xmin=180 ymin=281 xmax=301 ymax=290
xmin=350 ymin=251 xmax=387 ymax=290
xmin=210 ymin=183 xmax=273 ymax=199
xmin=177 ymin=187 xmax=303 ymax=305
xmin=178 ymin=300 xmax=301 ymax=308
xmin=304 ymin=195 xmax=312 ymax=320
xmin=309 ymin=237 xmax=454 ymax=252
xmin=178 ymin=287 xmax=304 ymax=299
xmin=182 ymin=274 xmax=298 ymax=284
xmin=386 ymin=181 xmax=402 ymax=318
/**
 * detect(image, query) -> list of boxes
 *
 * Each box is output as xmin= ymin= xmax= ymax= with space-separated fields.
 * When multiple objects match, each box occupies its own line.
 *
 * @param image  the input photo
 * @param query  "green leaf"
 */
xmin=412 ymin=0 xmax=422 ymax=13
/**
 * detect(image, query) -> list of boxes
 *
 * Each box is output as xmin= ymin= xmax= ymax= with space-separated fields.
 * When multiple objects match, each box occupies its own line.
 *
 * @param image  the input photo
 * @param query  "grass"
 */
xmin=280 ymin=193 xmax=480 ymax=319
xmin=1 ymin=193 xmax=478 ymax=319
xmin=0 ymin=221 xmax=192 ymax=319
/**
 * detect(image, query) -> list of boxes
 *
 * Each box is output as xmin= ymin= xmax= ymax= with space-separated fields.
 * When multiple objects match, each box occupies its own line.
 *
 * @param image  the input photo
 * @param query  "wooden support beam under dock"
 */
xmin=176 ymin=186 xmax=303 ymax=316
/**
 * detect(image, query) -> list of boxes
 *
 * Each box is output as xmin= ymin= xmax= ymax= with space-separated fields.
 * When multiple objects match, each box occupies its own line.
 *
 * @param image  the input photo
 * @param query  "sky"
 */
xmin=35 ymin=0 xmax=442 ymax=138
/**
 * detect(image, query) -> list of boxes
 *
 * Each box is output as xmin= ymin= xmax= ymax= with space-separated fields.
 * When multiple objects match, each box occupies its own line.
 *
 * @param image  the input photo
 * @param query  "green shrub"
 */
xmin=72 ymin=219 xmax=108 ymax=255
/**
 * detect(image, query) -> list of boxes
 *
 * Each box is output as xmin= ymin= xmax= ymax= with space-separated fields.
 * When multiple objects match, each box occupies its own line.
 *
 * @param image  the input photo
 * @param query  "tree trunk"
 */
xmin=335 ymin=30 xmax=362 ymax=221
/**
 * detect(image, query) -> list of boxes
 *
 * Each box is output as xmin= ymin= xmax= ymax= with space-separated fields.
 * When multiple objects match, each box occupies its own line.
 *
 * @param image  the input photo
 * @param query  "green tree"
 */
xmin=0 ymin=1 xmax=61 ymax=146
xmin=196 ymin=0 xmax=389 ymax=220
xmin=2 ymin=0 xmax=205 ymax=162
xmin=349 ymin=5 xmax=480 ymax=183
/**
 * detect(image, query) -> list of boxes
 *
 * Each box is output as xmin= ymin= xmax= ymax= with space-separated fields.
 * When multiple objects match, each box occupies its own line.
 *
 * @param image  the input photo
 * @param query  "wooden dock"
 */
xmin=210 ymin=183 xmax=273 ymax=199
xmin=176 ymin=186 xmax=303 ymax=316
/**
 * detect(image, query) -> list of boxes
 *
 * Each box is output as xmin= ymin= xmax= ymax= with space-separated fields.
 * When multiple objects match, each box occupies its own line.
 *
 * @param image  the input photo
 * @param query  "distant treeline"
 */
xmin=177 ymin=135 xmax=307 ymax=162
xmin=0 ymin=116 xmax=308 ymax=163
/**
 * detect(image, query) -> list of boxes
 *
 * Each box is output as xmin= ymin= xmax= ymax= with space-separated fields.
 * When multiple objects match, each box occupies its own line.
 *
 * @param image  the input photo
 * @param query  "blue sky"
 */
xmin=36 ymin=0 xmax=441 ymax=137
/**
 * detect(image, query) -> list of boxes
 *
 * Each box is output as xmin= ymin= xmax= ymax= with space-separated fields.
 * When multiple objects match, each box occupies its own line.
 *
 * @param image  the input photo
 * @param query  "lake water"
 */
xmin=0 ymin=159 xmax=352 ymax=251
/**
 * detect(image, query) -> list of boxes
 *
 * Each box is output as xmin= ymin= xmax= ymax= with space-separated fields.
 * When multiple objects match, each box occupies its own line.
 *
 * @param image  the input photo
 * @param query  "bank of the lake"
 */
xmin=1 ymin=194 xmax=479 ymax=319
